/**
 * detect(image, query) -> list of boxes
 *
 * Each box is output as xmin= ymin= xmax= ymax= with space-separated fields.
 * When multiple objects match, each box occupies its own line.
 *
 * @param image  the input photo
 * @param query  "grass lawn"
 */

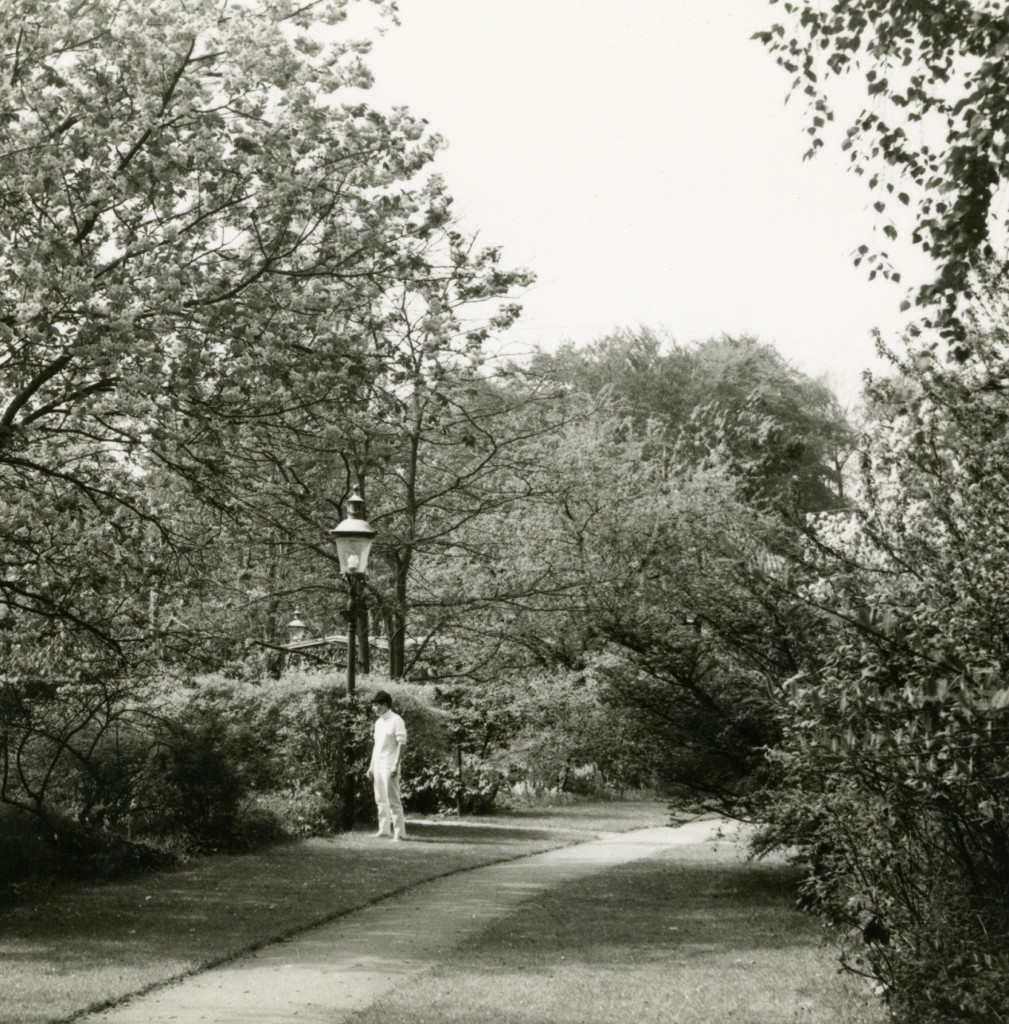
xmin=0 ymin=801 xmax=670 ymax=1024
xmin=348 ymin=834 xmax=887 ymax=1024
xmin=0 ymin=801 xmax=885 ymax=1024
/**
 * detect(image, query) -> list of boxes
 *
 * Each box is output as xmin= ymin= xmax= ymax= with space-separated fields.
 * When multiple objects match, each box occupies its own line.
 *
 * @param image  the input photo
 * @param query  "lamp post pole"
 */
xmin=345 ymin=572 xmax=363 ymax=695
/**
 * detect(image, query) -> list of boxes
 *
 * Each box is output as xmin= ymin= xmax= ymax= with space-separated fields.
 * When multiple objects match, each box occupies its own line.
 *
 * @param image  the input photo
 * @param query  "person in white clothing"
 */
xmin=366 ymin=690 xmax=407 ymax=840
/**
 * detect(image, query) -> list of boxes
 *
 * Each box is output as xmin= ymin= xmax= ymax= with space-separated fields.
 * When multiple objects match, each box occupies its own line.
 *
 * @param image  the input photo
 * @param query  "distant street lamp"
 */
xmin=286 ymin=613 xmax=307 ymax=644
xmin=330 ymin=493 xmax=376 ymax=697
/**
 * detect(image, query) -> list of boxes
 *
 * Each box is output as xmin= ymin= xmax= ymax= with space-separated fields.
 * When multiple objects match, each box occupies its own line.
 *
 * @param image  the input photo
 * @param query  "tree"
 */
xmin=436 ymin=395 xmax=806 ymax=805
xmin=574 ymin=467 xmax=797 ymax=804
xmin=530 ymin=327 xmax=698 ymax=436
xmin=753 ymin=326 xmax=1009 ymax=1023
xmin=533 ymin=330 xmax=854 ymax=513
xmin=0 ymin=0 xmax=475 ymax=661
xmin=0 ymin=0 xmax=545 ymax=856
xmin=156 ymin=223 xmax=549 ymax=680
xmin=329 ymin=227 xmax=545 ymax=680
xmin=140 ymin=215 xmax=541 ymax=677
xmin=415 ymin=330 xmax=855 ymax=804
xmin=673 ymin=335 xmax=853 ymax=512
xmin=756 ymin=0 xmax=1009 ymax=350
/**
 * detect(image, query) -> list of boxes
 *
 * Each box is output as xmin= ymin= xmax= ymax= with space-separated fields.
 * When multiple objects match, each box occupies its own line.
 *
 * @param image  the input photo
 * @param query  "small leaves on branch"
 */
xmin=757 ymin=0 xmax=1009 ymax=351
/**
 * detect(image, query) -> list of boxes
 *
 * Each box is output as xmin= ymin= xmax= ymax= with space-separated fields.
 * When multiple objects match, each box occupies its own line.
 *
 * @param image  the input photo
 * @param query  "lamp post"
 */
xmin=330 ymin=493 xmax=376 ymax=697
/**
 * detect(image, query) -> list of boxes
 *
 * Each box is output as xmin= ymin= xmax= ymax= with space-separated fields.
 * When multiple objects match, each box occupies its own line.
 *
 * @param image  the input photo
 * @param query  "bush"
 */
xmin=402 ymin=756 xmax=504 ymax=815
xmin=754 ymin=767 xmax=1009 ymax=1024
xmin=493 ymin=669 xmax=661 ymax=798
xmin=0 ymin=804 xmax=176 ymax=904
xmin=252 ymin=786 xmax=337 ymax=839
xmin=0 ymin=805 xmax=59 ymax=902
xmin=2 ymin=664 xmax=598 ymax=881
xmin=162 ymin=671 xmax=454 ymax=834
xmin=137 ymin=711 xmax=251 ymax=852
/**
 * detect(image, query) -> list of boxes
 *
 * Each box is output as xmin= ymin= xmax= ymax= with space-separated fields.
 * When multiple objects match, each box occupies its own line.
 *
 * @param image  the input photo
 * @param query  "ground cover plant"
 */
xmin=349 ymin=829 xmax=885 ymax=1024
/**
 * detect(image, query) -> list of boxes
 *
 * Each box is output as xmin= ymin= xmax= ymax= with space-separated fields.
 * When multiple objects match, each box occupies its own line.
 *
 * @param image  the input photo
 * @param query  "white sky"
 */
xmin=356 ymin=0 xmax=935 ymax=407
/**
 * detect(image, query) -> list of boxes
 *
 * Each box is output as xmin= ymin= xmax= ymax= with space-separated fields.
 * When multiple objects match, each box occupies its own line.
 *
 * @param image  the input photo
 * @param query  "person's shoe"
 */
xmin=371 ymin=830 xmax=391 ymax=838
xmin=392 ymin=833 xmax=405 ymax=842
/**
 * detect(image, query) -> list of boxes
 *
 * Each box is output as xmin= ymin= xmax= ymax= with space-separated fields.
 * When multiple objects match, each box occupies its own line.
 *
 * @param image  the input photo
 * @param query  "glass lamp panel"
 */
xmin=335 ymin=532 xmax=374 ymax=575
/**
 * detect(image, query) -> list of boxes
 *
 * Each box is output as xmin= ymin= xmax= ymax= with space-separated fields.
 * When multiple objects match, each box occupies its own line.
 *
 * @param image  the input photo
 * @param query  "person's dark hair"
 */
xmin=371 ymin=690 xmax=392 ymax=708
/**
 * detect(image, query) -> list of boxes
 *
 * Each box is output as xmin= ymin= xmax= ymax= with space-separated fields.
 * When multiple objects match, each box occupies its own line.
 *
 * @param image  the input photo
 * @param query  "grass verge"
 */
xmin=0 ymin=801 xmax=671 ymax=1024
xmin=347 ymin=834 xmax=886 ymax=1024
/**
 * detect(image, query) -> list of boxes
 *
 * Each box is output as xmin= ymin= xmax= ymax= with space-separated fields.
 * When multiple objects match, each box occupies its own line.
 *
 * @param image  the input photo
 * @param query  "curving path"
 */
xmin=82 ymin=819 xmax=732 ymax=1024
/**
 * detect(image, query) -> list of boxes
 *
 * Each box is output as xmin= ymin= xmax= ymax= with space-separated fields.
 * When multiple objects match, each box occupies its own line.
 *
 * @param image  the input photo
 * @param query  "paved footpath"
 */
xmin=82 ymin=819 xmax=731 ymax=1024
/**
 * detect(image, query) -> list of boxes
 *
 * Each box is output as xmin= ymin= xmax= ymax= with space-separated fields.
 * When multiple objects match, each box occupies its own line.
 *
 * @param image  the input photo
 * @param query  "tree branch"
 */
xmin=0 ymin=352 xmax=72 ymax=434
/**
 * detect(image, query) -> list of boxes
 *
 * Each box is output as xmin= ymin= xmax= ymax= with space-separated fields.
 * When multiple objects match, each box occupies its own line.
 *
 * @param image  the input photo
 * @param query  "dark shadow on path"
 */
xmin=401 ymin=822 xmax=563 ymax=845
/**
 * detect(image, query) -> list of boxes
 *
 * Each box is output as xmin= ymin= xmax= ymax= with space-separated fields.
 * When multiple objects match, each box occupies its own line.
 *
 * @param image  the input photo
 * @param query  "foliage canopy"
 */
xmin=758 ymin=0 xmax=1009 ymax=350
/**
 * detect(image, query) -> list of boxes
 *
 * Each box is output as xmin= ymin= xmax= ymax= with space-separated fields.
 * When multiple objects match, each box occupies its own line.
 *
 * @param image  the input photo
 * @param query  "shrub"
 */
xmin=494 ymin=669 xmax=661 ymax=798
xmin=0 ymin=666 xmax=483 ymax=882
xmin=165 ymin=670 xmax=454 ymax=833
xmin=0 ymin=805 xmax=59 ymax=902
xmin=754 ymin=763 xmax=1009 ymax=1024
xmin=746 ymin=334 xmax=1009 ymax=1023
xmin=0 ymin=804 xmax=176 ymax=903
xmin=402 ymin=756 xmax=504 ymax=815
xmin=252 ymin=786 xmax=336 ymax=839
xmin=138 ymin=712 xmax=250 ymax=852
xmin=66 ymin=721 xmax=154 ymax=830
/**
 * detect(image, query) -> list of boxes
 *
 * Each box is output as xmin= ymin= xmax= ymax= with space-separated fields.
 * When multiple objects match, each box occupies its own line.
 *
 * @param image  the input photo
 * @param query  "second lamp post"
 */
xmin=331 ymin=493 xmax=377 ymax=696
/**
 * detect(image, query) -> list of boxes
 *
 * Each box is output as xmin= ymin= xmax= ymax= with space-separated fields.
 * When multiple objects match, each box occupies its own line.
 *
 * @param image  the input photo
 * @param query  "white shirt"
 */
xmin=371 ymin=709 xmax=407 ymax=771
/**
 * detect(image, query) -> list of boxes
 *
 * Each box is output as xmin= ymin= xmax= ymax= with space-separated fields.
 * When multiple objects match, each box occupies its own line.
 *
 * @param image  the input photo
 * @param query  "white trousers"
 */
xmin=373 ymin=767 xmax=406 ymax=837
